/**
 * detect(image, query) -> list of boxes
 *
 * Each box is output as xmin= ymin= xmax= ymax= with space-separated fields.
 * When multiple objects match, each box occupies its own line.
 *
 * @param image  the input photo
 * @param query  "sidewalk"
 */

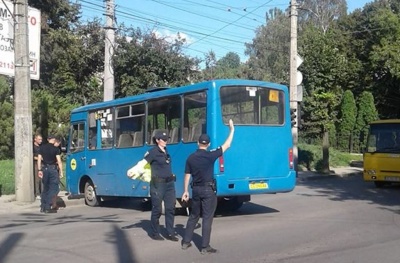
xmin=0 ymin=191 xmax=84 ymax=214
xmin=297 ymin=166 xmax=363 ymax=181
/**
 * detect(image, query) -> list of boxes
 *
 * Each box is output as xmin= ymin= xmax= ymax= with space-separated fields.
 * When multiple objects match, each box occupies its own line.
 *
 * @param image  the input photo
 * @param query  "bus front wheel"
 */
xmin=84 ymin=181 xmax=100 ymax=206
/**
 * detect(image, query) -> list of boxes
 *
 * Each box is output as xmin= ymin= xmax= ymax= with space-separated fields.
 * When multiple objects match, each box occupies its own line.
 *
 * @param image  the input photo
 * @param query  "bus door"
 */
xmin=66 ymin=122 xmax=86 ymax=195
xmin=84 ymin=109 xmax=119 ymax=196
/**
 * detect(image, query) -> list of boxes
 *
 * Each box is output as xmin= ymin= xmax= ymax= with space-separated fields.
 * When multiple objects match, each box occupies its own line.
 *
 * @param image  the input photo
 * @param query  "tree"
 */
xmin=212 ymin=52 xmax=242 ymax=79
xmin=0 ymin=76 xmax=14 ymax=159
xmin=298 ymin=0 xmax=347 ymax=33
xmin=337 ymin=90 xmax=357 ymax=152
xmin=203 ymin=51 xmax=217 ymax=80
xmin=244 ymin=8 xmax=290 ymax=83
xmin=216 ymin=52 xmax=241 ymax=69
xmin=113 ymin=26 xmax=201 ymax=97
xmin=299 ymin=25 xmax=348 ymax=172
xmin=353 ymin=91 xmax=378 ymax=152
xmin=342 ymin=0 xmax=400 ymax=119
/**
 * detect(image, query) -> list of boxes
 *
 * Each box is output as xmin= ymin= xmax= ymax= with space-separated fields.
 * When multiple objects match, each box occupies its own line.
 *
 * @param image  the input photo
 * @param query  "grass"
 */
xmin=298 ymin=143 xmax=363 ymax=172
xmin=0 ymin=160 xmax=14 ymax=196
xmin=0 ymin=160 xmax=67 ymax=196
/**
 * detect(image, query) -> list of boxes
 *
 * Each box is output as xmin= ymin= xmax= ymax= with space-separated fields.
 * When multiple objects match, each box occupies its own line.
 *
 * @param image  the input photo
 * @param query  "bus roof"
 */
xmin=71 ymin=79 xmax=287 ymax=114
xmin=369 ymin=119 xmax=400 ymax=125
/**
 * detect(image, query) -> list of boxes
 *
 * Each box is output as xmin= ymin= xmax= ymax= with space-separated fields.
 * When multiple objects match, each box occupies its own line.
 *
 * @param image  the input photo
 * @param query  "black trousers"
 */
xmin=183 ymin=185 xmax=217 ymax=248
xmin=150 ymin=180 xmax=176 ymax=236
xmin=40 ymin=166 xmax=60 ymax=210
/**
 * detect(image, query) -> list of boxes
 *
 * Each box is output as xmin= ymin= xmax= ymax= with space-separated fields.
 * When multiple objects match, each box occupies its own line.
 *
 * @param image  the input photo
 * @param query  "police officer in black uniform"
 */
xmin=181 ymin=119 xmax=234 ymax=254
xmin=135 ymin=130 xmax=178 ymax=241
xmin=37 ymin=135 xmax=63 ymax=213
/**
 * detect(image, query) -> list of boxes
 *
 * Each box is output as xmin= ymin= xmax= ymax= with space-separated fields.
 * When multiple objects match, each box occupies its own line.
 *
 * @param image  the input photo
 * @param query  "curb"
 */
xmin=335 ymin=171 xmax=363 ymax=178
xmin=297 ymin=171 xmax=363 ymax=181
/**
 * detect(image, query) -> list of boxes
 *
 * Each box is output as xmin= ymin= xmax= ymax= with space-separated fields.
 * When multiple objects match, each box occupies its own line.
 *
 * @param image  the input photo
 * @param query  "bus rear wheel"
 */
xmin=84 ymin=181 xmax=101 ymax=206
xmin=217 ymin=197 xmax=244 ymax=212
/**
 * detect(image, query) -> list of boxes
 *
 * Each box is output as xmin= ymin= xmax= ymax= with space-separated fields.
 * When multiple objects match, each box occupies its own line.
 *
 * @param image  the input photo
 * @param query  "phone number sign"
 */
xmin=0 ymin=0 xmax=41 ymax=80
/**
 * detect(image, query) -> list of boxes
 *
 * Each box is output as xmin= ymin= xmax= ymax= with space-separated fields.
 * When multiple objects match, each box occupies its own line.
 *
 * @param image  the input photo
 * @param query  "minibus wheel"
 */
xmin=84 ymin=181 xmax=100 ymax=206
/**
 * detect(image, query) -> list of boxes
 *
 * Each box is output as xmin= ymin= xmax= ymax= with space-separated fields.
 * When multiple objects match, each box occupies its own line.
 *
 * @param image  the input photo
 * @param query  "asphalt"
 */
xmin=0 ymin=166 xmax=363 ymax=214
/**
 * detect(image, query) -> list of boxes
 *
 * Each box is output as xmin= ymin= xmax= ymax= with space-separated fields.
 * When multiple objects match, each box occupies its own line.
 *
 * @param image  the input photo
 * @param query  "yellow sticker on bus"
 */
xmin=269 ymin=90 xmax=279 ymax=103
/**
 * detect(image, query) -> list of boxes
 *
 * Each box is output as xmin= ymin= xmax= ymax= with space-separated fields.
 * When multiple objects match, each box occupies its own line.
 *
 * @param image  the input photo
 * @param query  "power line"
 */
xmin=187 ymin=0 xmax=275 ymax=48
xmin=77 ymin=0 xmax=272 ymax=59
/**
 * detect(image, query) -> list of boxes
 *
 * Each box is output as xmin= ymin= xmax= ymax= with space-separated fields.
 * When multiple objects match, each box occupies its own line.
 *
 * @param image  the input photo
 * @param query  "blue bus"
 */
xmin=66 ymin=79 xmax=296 ymax=210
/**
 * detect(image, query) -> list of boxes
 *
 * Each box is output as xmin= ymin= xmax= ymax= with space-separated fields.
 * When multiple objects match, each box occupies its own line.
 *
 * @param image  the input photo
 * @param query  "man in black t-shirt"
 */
xmin=37 ymin=135 xmax=64 ymax=213
xmin=181 ymin=119 xmax=234 ymax=254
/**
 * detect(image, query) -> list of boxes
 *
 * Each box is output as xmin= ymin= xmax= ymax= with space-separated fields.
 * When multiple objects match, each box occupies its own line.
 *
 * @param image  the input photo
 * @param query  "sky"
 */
xmin=79 ymin=0 xmax=373 ymax=63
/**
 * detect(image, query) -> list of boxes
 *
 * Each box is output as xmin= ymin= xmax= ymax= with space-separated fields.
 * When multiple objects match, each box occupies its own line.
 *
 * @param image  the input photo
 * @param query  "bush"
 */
xmin=298 ymin=143 xmax=362 ymax=171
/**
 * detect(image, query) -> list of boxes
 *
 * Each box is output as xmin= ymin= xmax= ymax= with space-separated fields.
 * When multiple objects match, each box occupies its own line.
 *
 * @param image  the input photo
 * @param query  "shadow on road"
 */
xmin=106 ymin=224 xmax=139 ymax=263
xmin=215 ymin=201 xmax=279 ymax=217
xmin=89 ymin=197 xmax=279 ymax=217
xmin=297 ymin=174 xmax=400 ymax=215
xmin=0 ymin=233 xmax=24 ymax=262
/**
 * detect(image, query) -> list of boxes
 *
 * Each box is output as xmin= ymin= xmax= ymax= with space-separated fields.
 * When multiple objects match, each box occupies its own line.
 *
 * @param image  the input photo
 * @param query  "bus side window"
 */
xmin=183 ymin=91 xmax=207 ymax=143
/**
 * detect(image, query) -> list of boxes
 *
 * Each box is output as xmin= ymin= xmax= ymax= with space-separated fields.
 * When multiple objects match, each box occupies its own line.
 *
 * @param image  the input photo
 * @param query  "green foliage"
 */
xmin=299 ymin=27 xmax=345 ymax=141
xmin=216 ymin=52 xmax=241 ymax=69
xmin=0 ymin=77 xmax=14 ymax=159
xmin=353 ymin=91 xmax=378 ymax=152
xmin=114 ymin=26 xmax=201 ymax=97
xmin=2 ymin=0 xmax=400 ymax=162
xmin=38 ymin=21 xmax=105 ymax=105
xmin=343 ymin=1 xmax=400 ymax=118
xmin=0 ymin=160 xmax=14 ymax=195
xmin=337 ymin=90 xmax=357 ymax=152
xmin=32 ymin=89 xmax=79 ymax=139
xmin=298 ymin=143 xmax=363 ymax=172
xmin=244 ymin=8 xmax=289 ymax=83
xmin=212 ymin=52 xmax=243 ymax=79
xmin=0 ymin=160 xmax=67 ymax=195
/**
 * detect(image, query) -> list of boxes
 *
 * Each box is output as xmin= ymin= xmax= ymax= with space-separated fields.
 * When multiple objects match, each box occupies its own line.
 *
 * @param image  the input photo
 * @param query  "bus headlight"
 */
xmin=366 ymin=169 xmax=376 ymax=175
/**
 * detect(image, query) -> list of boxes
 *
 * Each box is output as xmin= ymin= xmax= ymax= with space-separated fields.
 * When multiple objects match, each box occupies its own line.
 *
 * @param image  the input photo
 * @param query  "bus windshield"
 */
xmin=366 ymin=123 xmax=400 ymax=153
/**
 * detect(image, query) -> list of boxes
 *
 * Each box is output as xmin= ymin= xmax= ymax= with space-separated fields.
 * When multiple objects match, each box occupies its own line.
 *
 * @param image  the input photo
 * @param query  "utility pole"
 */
xmin=103 ymin=0 xmax=115 ymax=101
xmin=289 ymin=0 xmax=299 ymax=173
xmin=14 ymin=0 xmax=34 ymax=202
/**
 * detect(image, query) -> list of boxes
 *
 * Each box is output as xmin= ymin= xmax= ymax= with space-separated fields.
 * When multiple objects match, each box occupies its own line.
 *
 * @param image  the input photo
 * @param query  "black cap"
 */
xmin=198 ymin=134 xmax=210 ymax=144
xmin=154 ymin=131 xmax=169 ymax=141
xmin=47 ymin=134 xmax=56 ymax=139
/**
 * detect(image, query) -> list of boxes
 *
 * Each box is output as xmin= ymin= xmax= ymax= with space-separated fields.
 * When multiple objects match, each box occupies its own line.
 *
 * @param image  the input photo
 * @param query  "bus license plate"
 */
xmin=385 ymin=176 xmax=400 ymax=182
xmin=249 ymin=182 xmax=268 ymax=190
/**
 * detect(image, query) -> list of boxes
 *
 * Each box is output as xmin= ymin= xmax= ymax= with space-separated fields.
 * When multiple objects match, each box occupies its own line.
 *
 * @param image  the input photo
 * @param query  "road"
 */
xmin=1 ymin=174 xmax=400 ymax=263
